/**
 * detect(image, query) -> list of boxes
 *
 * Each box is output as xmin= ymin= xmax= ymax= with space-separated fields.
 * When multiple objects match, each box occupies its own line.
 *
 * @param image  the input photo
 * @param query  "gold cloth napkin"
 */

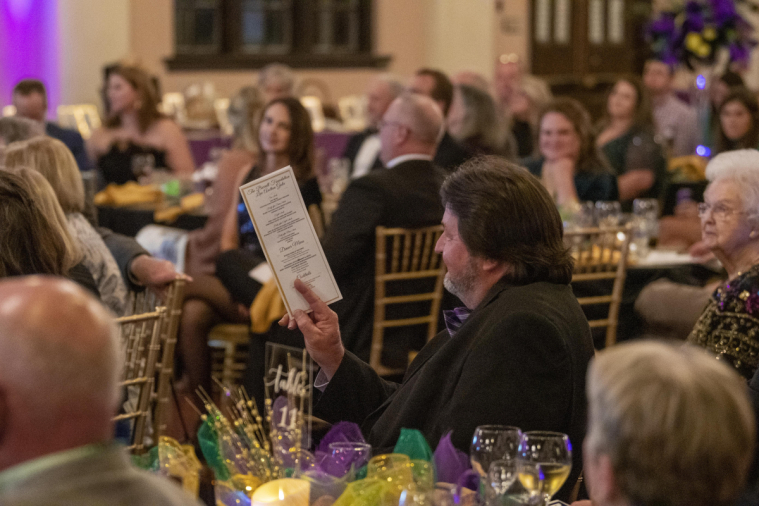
xmin=94 ymin=182 xmax=163 ymax=206
xmin=250 ymin=278 xmax=286 ymax=334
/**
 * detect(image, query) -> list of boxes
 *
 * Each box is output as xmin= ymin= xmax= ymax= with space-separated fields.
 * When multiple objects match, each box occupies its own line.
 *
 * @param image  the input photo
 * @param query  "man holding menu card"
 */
xmin=280 ymin=157 xmax=594 ymax=502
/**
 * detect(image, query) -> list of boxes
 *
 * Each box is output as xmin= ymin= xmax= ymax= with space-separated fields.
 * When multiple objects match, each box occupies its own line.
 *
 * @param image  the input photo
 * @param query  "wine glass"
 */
xmin=485 ymin=459 xmax=517 ymax=505
xmin=516 ymin=431 xmax=572 ymax=505
xmin=324 ymin=442 xmax=371 ymax=477
xmin=633 ymin=198 xmax=660 ymax=245
xmin=595 ymin=201 xmax=622 ymax=228
xmin=470 ymin=425 xmax=522 ymax=478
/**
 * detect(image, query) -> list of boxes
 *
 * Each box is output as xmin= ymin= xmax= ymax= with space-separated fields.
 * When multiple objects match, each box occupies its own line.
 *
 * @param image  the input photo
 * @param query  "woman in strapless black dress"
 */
xmin=86 ymin=64 xmax=194 ymax=185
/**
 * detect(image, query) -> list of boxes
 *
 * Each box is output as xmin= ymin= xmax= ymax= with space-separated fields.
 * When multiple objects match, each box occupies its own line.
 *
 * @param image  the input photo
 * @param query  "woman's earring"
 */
xmin=751 ymin=230 xmax=758 ymax=239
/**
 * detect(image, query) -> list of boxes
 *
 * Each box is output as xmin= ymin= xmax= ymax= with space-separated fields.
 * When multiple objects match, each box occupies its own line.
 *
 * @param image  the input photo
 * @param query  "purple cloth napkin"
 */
xmin=433 ymin=431 xmax=471 ymax=484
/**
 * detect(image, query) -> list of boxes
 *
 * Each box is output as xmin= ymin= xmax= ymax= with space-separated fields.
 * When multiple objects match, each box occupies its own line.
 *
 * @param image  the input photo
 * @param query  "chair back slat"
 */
xmin=372 ymin=225 xmax=445 ymax=376
xmin=565 ymin=225 xmax=631 ymax=348
xmin=115 ymin=277 xmax=186 ymax=451
xmin=115 ymin=307 xmax=165 ymax=452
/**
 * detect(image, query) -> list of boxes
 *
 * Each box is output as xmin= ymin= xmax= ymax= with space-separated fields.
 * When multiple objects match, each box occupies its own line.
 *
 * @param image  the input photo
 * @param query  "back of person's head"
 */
xmin=0 ymin=116 xmax=44 ymax=145
xmin=228 ymin=85 xmax=265 ymax=152
xmin=0 ymin=276 xmax=121 ymax=465
xmin=104 ymin=64 xmax=162 ymax=132
xmin=539 ymin=97 xmax=604 ymax=172
xmin=259 ymin=97 xmax=314 ymax=182
xmin=391 ymin=92 xmax=444 ymax=146
xmin=3 ymin=136 xmax=85 ymax=214
xmin=0 ymin=170 xmax=69 ymax=277
xmin=450 ymin=84 xmax=508 ymax=156
xmin=415 ymin=68 xmax=454 ymax=116
xmin=716 ymin=87 xmax=759 ymax=153
xmin=11 ymin=167 xmax=82 ymax=270
xmin=440 ymin=156 xmax=573 ymax=284
xmin=258 ymin=63 xmax=296 ymax=100
xmin=586 ymin=341 xmax=755 ymax=506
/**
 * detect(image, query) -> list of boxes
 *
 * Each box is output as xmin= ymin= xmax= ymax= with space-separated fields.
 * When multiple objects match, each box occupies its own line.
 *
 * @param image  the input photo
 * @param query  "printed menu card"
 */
xmin=239 ymin=166 xmax=342 ymax=315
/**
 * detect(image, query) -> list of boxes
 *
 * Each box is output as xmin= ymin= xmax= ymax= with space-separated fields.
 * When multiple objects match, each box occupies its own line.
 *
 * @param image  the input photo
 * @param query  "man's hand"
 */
xmin=278 ymin=279 xmax=344 ymax=379
xmin=129 ymin=255 xmax=190 ymax=297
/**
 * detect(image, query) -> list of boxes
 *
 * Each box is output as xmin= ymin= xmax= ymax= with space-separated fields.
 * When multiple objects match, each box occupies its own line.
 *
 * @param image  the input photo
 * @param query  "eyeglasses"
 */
xmin=697 ymin=202 xmax=747 ymax=220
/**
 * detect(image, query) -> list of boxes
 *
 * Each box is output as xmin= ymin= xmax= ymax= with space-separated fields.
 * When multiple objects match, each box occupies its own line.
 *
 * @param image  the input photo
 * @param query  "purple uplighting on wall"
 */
xmin=0 ymin=0 xmax=60 ymax=117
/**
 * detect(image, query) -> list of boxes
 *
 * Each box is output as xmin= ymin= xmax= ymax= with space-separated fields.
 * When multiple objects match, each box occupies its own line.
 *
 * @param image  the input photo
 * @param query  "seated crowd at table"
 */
xmin=1 ymin=57 xmax=759 ymax=506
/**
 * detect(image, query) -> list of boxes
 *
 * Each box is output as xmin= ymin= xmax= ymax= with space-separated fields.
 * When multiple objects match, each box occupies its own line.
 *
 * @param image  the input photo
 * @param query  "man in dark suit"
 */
xmin=324 ymin=92 xmax=446 ymax=365
xmin=283 ymin=157 xmax=594 ymax=501
xmin=13 ymin=79 xmax=92 ymax=171
xmin=342 ymin=75 xmax=404 ymax=179
xmin=0 ymin=277 xmax=201 ymax=506
xmin=409 ymin=68 xmax=473 ymax=172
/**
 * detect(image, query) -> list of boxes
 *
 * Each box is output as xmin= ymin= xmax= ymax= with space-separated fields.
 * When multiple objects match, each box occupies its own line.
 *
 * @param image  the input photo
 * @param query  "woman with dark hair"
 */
xmin=87 ymin=64 xmax=195 ymax=184
xmin=523 ymin=97 xmax=618 ymax=205
xmin=596 ymin=77 xmax=667 ymax=207
xmin=175 ymin=97 xmax=321 ymax=416
xmin=715 ymin=88 xmax=759 ymax=154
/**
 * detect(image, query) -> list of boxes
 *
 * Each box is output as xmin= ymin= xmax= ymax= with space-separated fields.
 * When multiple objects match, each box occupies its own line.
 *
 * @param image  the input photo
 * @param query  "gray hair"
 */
xmin=452 ymin=84 xmax=509 ymax=154
xmin=586 ymin=340 xmax=755 ymax=506
xmin=258 ymin=63 xmax=296 ymax=96
xmin=0 ymin=116 xmax=44 ymax=145
xmin=705 ymin=149 xmax=759 ymax=223
xmin=393 ymin=92 xmax=444 ymax=145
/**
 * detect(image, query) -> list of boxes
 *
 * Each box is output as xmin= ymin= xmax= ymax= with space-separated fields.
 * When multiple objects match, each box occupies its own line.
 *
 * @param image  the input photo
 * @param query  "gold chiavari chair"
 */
xmin=565 ymin=225 xmax=632 ymax=348
xmin=152 ymin=278 xmax=186 ymax=438
xmin=371 ymin=225 xmax=446 ymax=376
xmin=120 ymin=278 xmax=186 ymax=442
xmin=208 ymin=323 xmax=250 ymax=397
xmin=114 ymin=307 xmax=165 ymax=453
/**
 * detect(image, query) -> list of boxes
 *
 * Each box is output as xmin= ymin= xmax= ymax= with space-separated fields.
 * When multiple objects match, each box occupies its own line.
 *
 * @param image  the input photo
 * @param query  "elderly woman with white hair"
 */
xmin=687 ymin=149 xmax=759 ymax=378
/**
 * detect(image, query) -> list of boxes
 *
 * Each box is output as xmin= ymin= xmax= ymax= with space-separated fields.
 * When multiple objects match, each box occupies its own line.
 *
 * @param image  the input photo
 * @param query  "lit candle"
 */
xmin=251 ymin=478 xmax=310 ymax=506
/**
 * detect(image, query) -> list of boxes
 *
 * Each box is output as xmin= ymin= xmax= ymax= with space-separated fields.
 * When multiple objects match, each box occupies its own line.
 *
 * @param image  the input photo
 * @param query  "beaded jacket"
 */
xmin=688 ymin=265 xmax=759 ymax=379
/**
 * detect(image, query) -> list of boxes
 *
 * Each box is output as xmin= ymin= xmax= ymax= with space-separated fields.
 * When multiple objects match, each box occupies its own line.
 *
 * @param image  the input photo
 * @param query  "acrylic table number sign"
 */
xmin=264 ymin=342 xmax=314 ymax=475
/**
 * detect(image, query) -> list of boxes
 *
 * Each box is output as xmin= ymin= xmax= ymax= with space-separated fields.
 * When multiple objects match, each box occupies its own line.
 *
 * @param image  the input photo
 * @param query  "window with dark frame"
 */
xmin=168 ymin=0 xmax=389 ymax=70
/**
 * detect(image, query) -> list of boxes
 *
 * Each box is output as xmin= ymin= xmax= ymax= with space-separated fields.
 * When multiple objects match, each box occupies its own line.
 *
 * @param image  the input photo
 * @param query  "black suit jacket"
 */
xmin=315 ymin=278 xmax=594 ymax=501
xmin=434 ymin=131 xmax=473 ymax=173
xmin=46 ymin=122 xmax=92 ymax=171
xmin=342 ymin=129 xmax=384 ymax=176
xmin=322 ymin=159 xmax=446 ymax=362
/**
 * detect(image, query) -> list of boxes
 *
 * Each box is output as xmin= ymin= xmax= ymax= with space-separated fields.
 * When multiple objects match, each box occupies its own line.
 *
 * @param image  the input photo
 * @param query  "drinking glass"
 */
xmin=470 ymin=425 xmax=522 ymax=478
xmin=516 ymin=431 xmax=572 ymax=505
xmin=595 ymin=201 xmax=622 ymax=228
xmin=329 ymin=158 xmax=351 ymax=194
xmin=633 ymin=198 xmax=660 ymax=245
xmin=484 ymin=459 xmax=517 ymax=505
xmin=324 ymin=442 xmax=371 ymax=477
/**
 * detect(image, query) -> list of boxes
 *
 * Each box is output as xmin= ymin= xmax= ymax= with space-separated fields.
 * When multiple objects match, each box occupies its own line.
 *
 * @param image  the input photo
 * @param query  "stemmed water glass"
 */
xmin=516 ymin=431 xmax=572 ymax=505
xmin=470 ymin=425 xmax=522 ymax=478
xmin=595 ymin=201 xmax=622 ymax=228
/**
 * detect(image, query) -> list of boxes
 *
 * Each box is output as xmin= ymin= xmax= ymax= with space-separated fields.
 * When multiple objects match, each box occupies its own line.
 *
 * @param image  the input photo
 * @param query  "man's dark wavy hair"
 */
xmin=440 ymin=156 xmax=573 ymax=285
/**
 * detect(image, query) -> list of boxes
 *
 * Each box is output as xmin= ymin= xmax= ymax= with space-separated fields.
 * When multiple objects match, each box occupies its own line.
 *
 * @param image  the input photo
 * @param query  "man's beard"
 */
xmin=443 ymin=257 xmax=479 ymax=302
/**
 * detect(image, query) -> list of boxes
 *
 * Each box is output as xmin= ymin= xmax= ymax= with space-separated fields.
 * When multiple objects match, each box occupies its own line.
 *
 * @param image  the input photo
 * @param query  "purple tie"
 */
xmin=444 ymin=307 xmax=472 ymax=337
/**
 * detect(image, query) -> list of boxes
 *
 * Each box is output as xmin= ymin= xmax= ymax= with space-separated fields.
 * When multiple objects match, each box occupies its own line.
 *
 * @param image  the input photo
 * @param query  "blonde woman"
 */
xmin=9 ymin=167 xmax=99 ymax=295
xmin=4 ymin=137 xmax=127 ymax=314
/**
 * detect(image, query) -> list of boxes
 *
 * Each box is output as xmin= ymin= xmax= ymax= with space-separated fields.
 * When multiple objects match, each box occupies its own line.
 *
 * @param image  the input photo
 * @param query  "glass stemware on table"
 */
xmin=470 ymin=425 xmax=522 ymax=505
xmin=516 ymin=431 xmax=572 ymax=506
xmin=630 ymin=198 xmax=660 ymax=259
xmin=595 ymin=201 xmax=622 ymax=228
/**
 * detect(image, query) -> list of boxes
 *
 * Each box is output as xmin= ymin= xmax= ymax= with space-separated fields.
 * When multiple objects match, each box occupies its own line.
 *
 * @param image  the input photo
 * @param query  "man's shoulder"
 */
xmin=356 ymin=159 xmax=440 ymax=186
xmin=46 ymin=122 xmax=84 ymax=144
